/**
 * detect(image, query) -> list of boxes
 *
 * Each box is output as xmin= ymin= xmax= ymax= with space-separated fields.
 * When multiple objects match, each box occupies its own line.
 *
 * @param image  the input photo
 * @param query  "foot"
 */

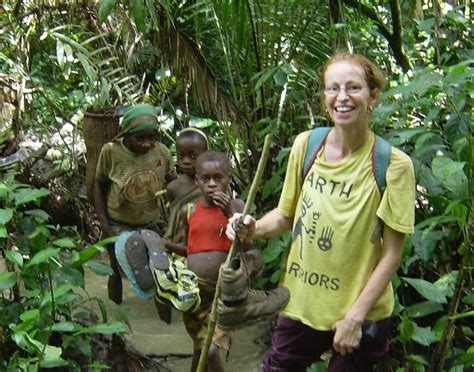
xmin=125 ymin=233 xmax=156 ymax=290
xmin=141 ymin=229 xmax=169 ymax=270
xmin=108 ymin=275 xmax=123 ymax=304
xmin=154 ymin=297 xmax=172 ymax=324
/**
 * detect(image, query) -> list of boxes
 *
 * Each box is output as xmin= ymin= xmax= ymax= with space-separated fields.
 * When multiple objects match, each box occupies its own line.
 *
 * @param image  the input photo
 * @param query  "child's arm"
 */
xmin=166 ymin=179 xmax=178 ymax=202
xmin=164 ymin=204 xmax=188 ymax=256
xmin=93 ymin=174 xmax=114 ymax=239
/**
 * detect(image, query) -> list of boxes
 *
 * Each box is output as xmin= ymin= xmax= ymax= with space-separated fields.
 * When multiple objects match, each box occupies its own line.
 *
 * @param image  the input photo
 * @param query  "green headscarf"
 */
xmin=116 ymin=104 xmax=158 ymax=138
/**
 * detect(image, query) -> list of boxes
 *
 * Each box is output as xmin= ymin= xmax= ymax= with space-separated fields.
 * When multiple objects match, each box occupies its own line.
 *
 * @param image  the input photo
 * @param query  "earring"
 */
xmin=368 ymin=105 xmax=373 ymax=114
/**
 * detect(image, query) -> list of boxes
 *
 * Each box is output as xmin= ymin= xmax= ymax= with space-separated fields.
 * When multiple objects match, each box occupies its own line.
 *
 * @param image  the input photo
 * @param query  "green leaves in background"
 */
xmin=432 ymin=157 xmax=469 ymax=199
xmin=98 ymin=0 xmax=116 ymax=23
xmin=402 ymin=277 xmax=447 ymax=304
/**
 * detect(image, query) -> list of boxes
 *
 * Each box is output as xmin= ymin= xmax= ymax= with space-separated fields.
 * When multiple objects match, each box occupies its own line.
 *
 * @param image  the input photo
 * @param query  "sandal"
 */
xmin=141 ymin=229 xmax=169 ymax=270
xmin=125 ymin=232 xmax=155 ymax=290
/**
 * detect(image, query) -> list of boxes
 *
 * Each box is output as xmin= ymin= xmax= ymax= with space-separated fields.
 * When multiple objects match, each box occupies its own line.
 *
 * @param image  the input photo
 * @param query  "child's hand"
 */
xmin=211 ymin=191 xmax=232 ymax=217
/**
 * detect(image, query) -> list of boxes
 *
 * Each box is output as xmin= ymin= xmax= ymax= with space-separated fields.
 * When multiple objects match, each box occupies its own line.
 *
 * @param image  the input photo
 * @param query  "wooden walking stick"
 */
xmin=197 ymin=135 xmax=273 ymax=372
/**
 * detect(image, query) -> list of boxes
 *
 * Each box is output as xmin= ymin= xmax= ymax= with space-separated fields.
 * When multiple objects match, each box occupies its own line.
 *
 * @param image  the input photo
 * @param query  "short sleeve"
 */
xmin=377 ymin=148 xmax=415 ymax=234
xmin=277 ymin=131 xmax=310 ymax=218
xmin=95 ymin=142 xmax=113 ymax=178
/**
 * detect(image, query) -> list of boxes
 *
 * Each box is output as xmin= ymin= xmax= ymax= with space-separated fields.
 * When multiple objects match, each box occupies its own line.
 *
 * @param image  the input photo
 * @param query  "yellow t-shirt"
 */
xmin=96 ymin=139 xmax=176 ymax=226
xmin=278 ymin=130 xmax=415 ymax=330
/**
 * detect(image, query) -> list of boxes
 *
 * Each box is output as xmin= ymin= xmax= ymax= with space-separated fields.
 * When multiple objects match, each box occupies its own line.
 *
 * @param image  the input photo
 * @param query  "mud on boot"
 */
xmin=220 ymin=249 xmax=264 ymax=303
xmin=217 ymin=286 xmax=290 ymax=330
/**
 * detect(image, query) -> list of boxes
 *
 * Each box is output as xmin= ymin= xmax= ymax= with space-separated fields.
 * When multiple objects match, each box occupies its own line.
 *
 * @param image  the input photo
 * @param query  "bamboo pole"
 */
xmin=196 ymin=135 xmax=272 ymax=372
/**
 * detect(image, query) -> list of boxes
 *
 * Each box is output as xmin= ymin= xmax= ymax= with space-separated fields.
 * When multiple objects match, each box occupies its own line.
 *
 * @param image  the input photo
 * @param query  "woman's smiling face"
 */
xmin=324 ymin=60 xmax=377 ymax=129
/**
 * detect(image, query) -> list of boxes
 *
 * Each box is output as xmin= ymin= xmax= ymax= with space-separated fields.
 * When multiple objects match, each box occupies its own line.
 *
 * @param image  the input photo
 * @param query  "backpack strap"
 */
xmin=302 ymin=127 xmax=331 ymax=180
xmin=372 ymin=135 xmax=392 ymax=194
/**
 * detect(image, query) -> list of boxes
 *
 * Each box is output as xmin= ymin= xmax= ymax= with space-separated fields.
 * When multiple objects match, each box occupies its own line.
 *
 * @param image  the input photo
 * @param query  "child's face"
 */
xmin=195 ymin=160 xmax=229 ymax=202
xmin=125 ymin=129 xmax=157 ymax=155
xmin=176 ymin=137 xmax=207 ymax=177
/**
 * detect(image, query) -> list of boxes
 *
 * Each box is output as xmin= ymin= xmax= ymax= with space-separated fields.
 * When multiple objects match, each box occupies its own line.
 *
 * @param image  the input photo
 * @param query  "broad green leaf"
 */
xmin=434 ymin=270 xmax=458 ymax=298
xmin=0 ymin=182 xmax=9 ymax=200
xmin=0 ymin=226 xmax=7 ymax=238
xmin=98 ymin=0 xmax=116 ymax=23
xmin=85 ymin=260 xmax=114 ymax=276
xmin=463 ymin=293 xmax=474 ymax=304
xmin=56 ymin=39 xmax=65 ymax=68
xmin=412 ymin=229 xmax=448 ymax=262
xmin=254 ymin=67 xmax=277 ymax=91
xmin=5 ymin=250 xmax=23 ymax=267
xmin=26 ymin=248 xmax=59 ymax=267
xmin=73 ymin=245 xmax=102 ymax=267
xmin=41 ymin=284 xmax=75 ymax=308
xmin=14 ymin=188 xmax=49 ymax=206
xmin=51 ymin=321 xmax=82 ymax=333
xmin=405 ymin=354 xmax=429 ymax=366
xmin=40 ymin=357 xmax=68 ymax=368
xmin=0 ymin=208 xmax=13 ymax=224
xmin=25 ymin=209 xmax=51 ymax=222
xmin=132 ymin=0 xmax=146 ymax=32
xmin=270 ymin=269 xmax=281 ymax=284
xmin=397 ymin=313 xmax=415 ymax=342
xmin=432 ymin=157 xmax=468 ymax=198
xmin=52 ymin=237 xmax=76 ymax=248
xmin=454 ymin=344 xmax=474 ymax=366
xmin=29 ymin=225 xmax=51 ymax=240
xmin=54 ymin=266 xmax=85 ymax=288
xmin=75 ymin=321 xmax=127 ymax=335
xmin=40 ymin=345 xmax=64 ymax=365
xmin=406 ymin=301 xmax=443 ymax=318
xmin=19 ymin=309 xmax=39 ymax=323
xmin=402 ymin=277 xmax=447 ymax=304
xmin=12 ymin=331 xmax=44 ymax=353
xmin=263 ymin=237 xmax=284 ymax=263
xmin=0 ymin=271 xmax=16 ymax=290
xmin=411 ymin=324 xmax=436 ymax=346
xmin=75 ymin=335 xmax=92 ymax=356
xmin=273 ymin=69 xmax=288 ymax=86
xmin=263 ymin=172 xmax=283 ymax=199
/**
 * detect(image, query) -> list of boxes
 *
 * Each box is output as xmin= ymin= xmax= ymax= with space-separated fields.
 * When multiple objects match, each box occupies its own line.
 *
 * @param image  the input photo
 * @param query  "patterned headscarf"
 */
xmin=115 ymin=104 xmax=158 ymax=138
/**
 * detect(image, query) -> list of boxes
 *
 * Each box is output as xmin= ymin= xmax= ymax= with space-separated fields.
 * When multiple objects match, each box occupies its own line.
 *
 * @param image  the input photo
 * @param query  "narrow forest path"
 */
xmin=84 ymin=267 xmax=269 ymax=371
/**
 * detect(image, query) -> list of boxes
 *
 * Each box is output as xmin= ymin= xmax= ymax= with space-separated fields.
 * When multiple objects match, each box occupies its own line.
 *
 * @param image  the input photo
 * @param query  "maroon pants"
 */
xmin=262 ymin=316 xmax=390 ymax=372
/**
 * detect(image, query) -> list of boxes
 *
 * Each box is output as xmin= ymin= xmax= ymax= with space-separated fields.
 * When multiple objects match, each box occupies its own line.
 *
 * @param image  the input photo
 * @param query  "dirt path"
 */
xmin=84 ymin=268 xmax=269 ymax=371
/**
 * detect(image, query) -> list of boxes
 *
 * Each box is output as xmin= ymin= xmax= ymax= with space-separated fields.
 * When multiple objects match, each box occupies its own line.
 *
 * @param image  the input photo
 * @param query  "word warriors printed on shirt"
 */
xmin=287 ymin=261 xmax=340 ymax=290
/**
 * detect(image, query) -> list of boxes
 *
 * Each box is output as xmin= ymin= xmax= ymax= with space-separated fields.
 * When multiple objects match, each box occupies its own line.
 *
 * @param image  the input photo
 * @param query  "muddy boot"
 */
xmin=217 ymin=286 xmax=290 ymax=330
xmin=220 ymin=249 xmax=264 ymax=303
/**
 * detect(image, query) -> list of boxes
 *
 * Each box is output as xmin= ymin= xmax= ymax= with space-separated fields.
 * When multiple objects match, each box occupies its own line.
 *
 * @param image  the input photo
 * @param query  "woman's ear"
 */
xmin=370 ymin=88 xmax=380 ymax=106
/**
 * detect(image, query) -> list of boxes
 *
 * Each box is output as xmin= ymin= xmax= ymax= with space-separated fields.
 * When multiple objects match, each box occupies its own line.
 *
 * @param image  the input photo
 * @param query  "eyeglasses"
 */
xmin=324 ymin=84 xmax=367 ymax=96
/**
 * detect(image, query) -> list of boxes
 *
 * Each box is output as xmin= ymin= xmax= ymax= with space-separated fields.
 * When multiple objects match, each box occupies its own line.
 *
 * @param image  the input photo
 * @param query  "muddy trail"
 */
xmin=84 ymin=264 xmax=270 ymax=371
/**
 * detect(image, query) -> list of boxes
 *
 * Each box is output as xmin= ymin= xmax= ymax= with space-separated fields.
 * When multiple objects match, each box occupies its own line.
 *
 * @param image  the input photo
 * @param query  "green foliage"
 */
xmin=0 ymin=173 xmax=126 ymax=369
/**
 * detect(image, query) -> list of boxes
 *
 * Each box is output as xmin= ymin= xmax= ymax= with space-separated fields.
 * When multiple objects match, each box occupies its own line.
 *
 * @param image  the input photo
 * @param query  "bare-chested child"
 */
xmin=154 ymin=128 xmax=209 ymax=323
xmin=164 ymin=128 xmax=208 ymax=245
xmin=166 ymin=151 xmax=250 ymax=372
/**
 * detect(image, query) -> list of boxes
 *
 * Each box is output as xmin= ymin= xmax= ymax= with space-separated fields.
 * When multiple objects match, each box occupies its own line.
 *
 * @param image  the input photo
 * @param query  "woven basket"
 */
xmin=83 ymin=108 xmax=119 ymax=204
